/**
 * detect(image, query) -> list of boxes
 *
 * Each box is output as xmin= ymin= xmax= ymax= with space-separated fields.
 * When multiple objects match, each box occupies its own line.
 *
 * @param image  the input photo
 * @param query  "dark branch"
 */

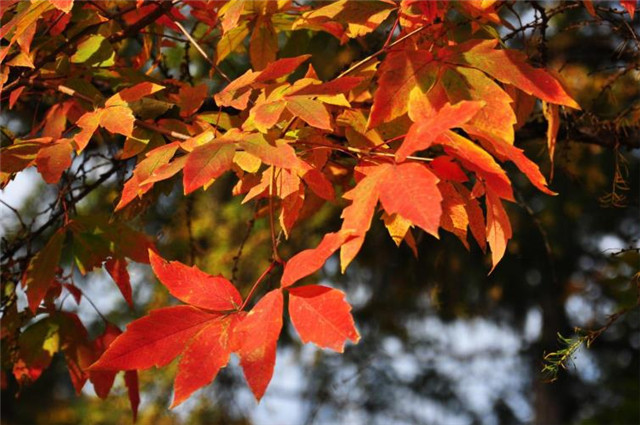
xmin=1 ymin=165 xmax=121 ymax=262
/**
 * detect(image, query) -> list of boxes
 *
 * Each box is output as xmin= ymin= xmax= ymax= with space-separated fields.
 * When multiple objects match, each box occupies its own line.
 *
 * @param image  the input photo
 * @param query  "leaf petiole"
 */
xmin=240 ymin=261 xmax=278 ymax=311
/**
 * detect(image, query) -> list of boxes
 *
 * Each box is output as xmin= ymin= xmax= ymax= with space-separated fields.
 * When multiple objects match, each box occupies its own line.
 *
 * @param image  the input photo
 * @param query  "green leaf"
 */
xmin=71 ymin=230 xmax=111 ymax=275
xmin=129 ymin=98 xmax=174 ymax=120
xmin=71 ymin=35 xmax=115 ymax=67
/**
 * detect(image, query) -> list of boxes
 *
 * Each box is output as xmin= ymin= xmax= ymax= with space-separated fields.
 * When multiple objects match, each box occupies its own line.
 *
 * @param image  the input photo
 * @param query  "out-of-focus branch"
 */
xmin=517 ymin=113 xmax=640 ymax=150
xmin=1 ymin=165 xmax=121 ymax=262
xmin=3 ymin=1 xmax=174 ymax=94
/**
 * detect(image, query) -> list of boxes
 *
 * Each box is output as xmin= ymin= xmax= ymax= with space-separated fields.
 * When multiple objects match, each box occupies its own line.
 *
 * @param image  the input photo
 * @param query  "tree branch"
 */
xmin=517 ymin=113 xmax=640 ymax=150
xmin=1 ymin=165 xmax=121 ymax=262
xmin=3 ymin=1 xmax=172 ymax=95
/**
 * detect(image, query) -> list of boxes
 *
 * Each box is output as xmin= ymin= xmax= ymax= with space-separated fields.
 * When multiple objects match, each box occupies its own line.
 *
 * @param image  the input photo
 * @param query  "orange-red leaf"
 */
xmin=477 ymin=136 xmax=555 ymax=196
xmin=42 ymin=101 xmax=74 ymax=139
xmin=239 ymin=135 xmax=299 ymax=169
xmin=124 ymin=371 xmax=139 ymax=422
xmin=397 ymin=101 xmax=485 ymax=162
xmin=442 ymin=67 xmax=517 ymax=146
xmin=542 ymin=101 xmax=560 ymax=180
xmin=368 ymin=50 xmax=437 ymax=129
xmin=9 ymin=86 xmax=25 ymax=109
xmin=74 ymin=83 xmax=163 ymax=152
xmin=99 ymin=106 xmax=135 ymax=137
xmin=249 ymin=15 xmax=277 ymax=71
xmin=172 ymin=316 xmax=234 ymax=407
xmin=183 ymin=142 xmax=236 ymax=194
xmin=298 ymin=164 xmax=335 ymax=200
xmin=89 ymin=324 xmax=121 ymax=398
xmin=382 ymin=212 xmax=412 ymax=247
xmin=35 ymin=139 xmax=73 ymax=184
xmin=149 ymin=250 xmax=242 ymax=311
xmin=140 ymin=155 xmax=188 ymax=185
xmin=456 ymin=183 xmax=487 ymax=252
xmin=48 ymin=0 xmax=73 ymax=13
xmin=285 ymin=97 xmax=332 ymax=130
xmin=90 ymin=306 xmax=218 ymax=371
xmin=486 ymin=190 xmax=512 ymax=271
xmin=288 ymin=285 xmax=359 ymax=352
xmin=220 ymin=0 xmax=246 ymax=33
xmin=339 ymin=163 xmax=388 ymax=272
xmin=250 ymin=100 xmax=287 ymax=133
xmin=256 ymin=55 xmax=311 ymax=82
xmin=116 ymin=142 xmax=180 ymax=210
xmin=105 ymin=257 xmax=133 ymax=307
xmin=234 ymin=289 xmax=283 ymax=400
xmin=293 ymin=0 xmax=395 ymax=42
xmin=282 ymin=231 xmax=353 ymax=287
xmin=621 ymin=0 xmax=636 ymax=18
xmin=287 ymin=77 xmax=363 ymax=97
xmin=435 ymin=131 xmax=514 ymax=201
xmin=280 ymin=189 xmax=305 ymax=238
xmin=176 ymin=83 xmax=208 ymax=117
xmin=438 ymin=181 xmax=469 ymax=248
xmin=429 ymin=156 xmax=468 ymax=183
xmin=214 ymin=56 xmax=310 ymax=109
xmin=106 ymin=82 xmax=165 ymax=105
xmin=214 ymin=70 xmax=257 ymax=110
xmin=378 ymin=162 xmax=442 ymax=238
xmin=452 ymin=40 xmax=580 ymax=109
xmin=74 ymin=110 xmax=101 ymax=152
xmin=74 ymin=107 xmax=134 ymax=152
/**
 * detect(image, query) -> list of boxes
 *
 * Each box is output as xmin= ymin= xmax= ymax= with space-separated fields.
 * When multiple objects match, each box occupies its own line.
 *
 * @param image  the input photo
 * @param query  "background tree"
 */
xmin=1 ymin=1 xmax=638 ymax=424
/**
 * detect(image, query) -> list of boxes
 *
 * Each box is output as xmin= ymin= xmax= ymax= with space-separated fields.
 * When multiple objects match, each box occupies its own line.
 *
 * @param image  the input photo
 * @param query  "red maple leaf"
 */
xmin=91 ymin=250 xmax=359 ymax=406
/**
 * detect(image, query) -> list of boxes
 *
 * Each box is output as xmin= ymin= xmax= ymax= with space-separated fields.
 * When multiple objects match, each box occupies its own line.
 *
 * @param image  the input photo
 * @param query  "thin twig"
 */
xmin=185 ymin=196 xmax=195 ymax=264
xmin=514 ymin=189 xmax=558 ymax=288
xmin=135 ymin=120 xmax=191 ymax=140
xmin=240 ymin=261 xmax=277 ymax=311
xmin=171 ymin=18 xmax=232 ymax=83
xmin=0 ymin=200 xmax=28 ymax=231
xmin=337 ymin=24 xmax=432 ymax=79
xmin=383 ymin=12 xmax=401 ymax=49
xmin=296 ymin=140 xmax=433 ymax=163
xmin=276 ymin=22 xmax=432 ymax=140
xmin=231 ymin=201 xmax=258 ymax=284
xmin=1 ymin=165 xmax=121 ymax=262
xmin=78 ymin=286 xmax=109 ymax=323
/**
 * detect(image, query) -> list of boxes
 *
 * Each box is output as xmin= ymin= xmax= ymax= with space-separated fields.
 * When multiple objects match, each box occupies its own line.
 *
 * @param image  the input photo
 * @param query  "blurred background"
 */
xmin=1 ymin=2 xmax=638 ymax=424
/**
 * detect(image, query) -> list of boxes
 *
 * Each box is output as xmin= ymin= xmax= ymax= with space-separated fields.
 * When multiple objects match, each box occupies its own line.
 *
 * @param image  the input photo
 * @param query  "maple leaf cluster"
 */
xmin=91 ymin=248 xmax=358 ymax=406
xmin=2 ymin=0 xmax=634 ymax=417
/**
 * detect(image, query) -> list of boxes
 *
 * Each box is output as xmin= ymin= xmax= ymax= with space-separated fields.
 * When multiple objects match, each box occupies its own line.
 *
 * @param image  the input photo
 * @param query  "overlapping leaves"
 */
xmin=0 ymin=0 xmax=599 ymax=414
xmin=91 ymin=249 xmax=359 ymax=405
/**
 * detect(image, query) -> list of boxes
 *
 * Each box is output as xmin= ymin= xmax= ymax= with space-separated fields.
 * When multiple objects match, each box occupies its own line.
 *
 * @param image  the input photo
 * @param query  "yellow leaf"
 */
xmin=542 ymin=101 xmax=560 ymax=181
xmin=382 ymin=212 xmax=412 ymax=247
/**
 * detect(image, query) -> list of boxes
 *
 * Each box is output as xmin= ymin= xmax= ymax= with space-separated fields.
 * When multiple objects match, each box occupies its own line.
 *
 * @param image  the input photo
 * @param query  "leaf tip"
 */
xmin=169 ymin=396 xmax=186 ymax=409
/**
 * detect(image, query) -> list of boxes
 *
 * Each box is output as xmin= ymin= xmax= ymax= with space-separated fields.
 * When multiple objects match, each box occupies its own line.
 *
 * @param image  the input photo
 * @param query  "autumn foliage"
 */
xmin=1 ymin=0 xmax=637 ymax=420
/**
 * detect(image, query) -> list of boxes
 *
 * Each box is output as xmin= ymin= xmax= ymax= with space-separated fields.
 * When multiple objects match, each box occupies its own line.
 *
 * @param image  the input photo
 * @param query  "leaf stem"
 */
xmin=296 ymin=140 xmax=432 ymax=163
xmin=135 ymin=120 xmax=191 ymax=140
xmin=383 ymin=12 xmax=401 ymax=49
xmin=337 ymin=23 xmax=431 ymax=78
xmin=240 ymin=261 xmax=277 ymax=311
